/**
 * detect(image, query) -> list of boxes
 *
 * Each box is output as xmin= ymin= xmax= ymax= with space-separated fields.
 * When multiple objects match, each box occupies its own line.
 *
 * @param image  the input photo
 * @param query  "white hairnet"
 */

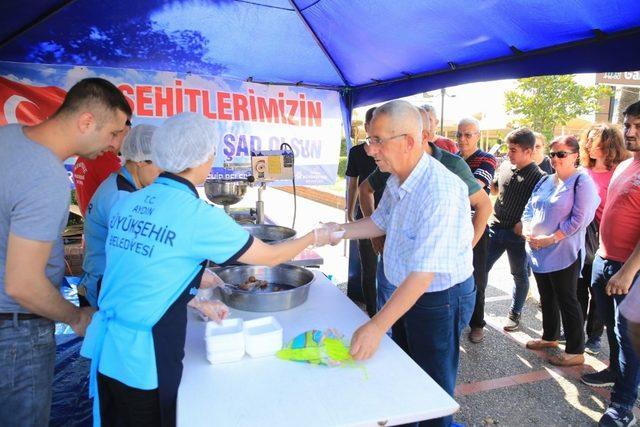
xmin=150 ymin=113 xmax=217 ymax=173
xmin=120 ymin=124 xmax=156 ymax=162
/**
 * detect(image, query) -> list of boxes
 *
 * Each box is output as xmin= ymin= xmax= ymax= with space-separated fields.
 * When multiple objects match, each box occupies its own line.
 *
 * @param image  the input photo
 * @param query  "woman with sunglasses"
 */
xmin=577 ymin=124 xmax=630 ymax=358
xmin=521 ymin=135 xmax=599 ymax=366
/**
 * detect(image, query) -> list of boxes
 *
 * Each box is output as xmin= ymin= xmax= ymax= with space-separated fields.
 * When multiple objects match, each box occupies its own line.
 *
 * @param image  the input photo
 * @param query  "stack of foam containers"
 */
xmin=205 ymin=318 xmax=245 ymax=364
xmin=204 ymin=316 xmax=283 ymax=364
xmin=243 ymin=316 xmax=283 ymax=358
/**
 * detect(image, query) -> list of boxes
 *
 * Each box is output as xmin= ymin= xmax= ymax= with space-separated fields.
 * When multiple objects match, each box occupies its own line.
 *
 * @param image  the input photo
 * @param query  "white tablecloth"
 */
xmin=177 ymin=271 xmax=458 ymax=426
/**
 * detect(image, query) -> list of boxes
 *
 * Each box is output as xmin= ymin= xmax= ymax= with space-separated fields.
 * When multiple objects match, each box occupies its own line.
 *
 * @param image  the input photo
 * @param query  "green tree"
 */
xmin=505 ymin=75 xmax=613 ymax=140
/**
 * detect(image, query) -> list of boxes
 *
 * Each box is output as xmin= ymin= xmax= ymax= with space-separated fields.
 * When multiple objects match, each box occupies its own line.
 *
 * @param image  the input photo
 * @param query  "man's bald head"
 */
xmin=372 ymin=100 xmax=423 ymax=142
xmin=368 ymin=100 xmax=426 ymax=180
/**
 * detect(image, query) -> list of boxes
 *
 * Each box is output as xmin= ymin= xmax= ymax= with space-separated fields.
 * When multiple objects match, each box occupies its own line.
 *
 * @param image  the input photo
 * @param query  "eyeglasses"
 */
xmin=549 ymin=151 xmax=577 ymax=159
xmin=365 ymin=133 xmax=408 ymax=146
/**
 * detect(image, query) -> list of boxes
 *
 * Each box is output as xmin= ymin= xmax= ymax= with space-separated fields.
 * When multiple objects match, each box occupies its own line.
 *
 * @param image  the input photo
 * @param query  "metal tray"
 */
xmin=242 ymin=224 xmax=296 ymax=244
xmin=214 ymin=264 xmax=314 ymax=312
xmin=204 ymin=179 xmax=248 ymax=206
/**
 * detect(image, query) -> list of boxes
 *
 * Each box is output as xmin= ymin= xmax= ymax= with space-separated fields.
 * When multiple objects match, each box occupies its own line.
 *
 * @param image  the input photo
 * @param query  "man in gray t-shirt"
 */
xmin=0 ymin=124 xmax=70 ymax=312
xmin=0 ymin=77 xmax=131 ymax=425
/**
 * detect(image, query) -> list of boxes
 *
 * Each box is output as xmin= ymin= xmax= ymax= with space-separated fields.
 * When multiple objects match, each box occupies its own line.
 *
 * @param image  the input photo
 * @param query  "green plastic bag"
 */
xmin=277 ymin=328 xmax=354 ymax=367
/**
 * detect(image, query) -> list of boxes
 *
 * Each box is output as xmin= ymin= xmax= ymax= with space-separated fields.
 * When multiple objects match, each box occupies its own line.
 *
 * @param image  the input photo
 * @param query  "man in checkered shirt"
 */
xmin=329 ymin=100 xmax=475 ymax=427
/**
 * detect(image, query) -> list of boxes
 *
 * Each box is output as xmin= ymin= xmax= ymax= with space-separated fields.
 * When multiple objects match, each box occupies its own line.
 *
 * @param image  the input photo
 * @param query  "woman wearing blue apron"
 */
xmin=78 ymin=125 xmax=162 ymax=308
xmin=81 ymin=113 xmax=338 ymax=426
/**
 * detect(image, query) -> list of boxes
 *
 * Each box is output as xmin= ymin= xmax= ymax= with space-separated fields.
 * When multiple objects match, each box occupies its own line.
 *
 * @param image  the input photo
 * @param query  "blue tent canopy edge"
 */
xmin=0 ymin=0 xmax=639 ymax=143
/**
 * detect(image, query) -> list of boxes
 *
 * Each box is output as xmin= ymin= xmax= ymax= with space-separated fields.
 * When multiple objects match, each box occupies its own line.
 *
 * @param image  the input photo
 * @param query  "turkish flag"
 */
xmin=0 ymin=76 xmax=67 ymax=126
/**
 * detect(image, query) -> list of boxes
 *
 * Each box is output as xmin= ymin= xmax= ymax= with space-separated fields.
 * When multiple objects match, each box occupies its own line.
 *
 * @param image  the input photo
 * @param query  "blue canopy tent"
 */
xmin=1 ymin=0 xmax=639 ymax=143
xmin=1 ymin=2 xmax=639 ymax=424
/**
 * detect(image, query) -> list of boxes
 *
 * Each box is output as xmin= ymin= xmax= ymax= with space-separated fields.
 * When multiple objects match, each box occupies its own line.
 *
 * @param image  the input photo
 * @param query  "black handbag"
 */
xmin=570 ymin=173 xmax=599 ymax=264
xmin=584 ymin=219 xmax=600 ymax=265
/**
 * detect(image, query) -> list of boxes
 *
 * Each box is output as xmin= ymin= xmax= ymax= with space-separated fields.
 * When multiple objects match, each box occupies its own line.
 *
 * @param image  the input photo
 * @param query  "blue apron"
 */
xmin=81 ymin=172 xmax=252 ymax=426
xmin=79 ymin=167 xmax=137 ymax=307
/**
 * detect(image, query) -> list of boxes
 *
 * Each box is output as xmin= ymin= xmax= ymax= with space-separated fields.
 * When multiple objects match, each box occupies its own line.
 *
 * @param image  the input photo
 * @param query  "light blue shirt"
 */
xmin=522 ymin=170 xmax=599 ymax=273
xmin=81 ymin=174 xmax=251 ymax=401
xmin=79 ymin=167 xmax=137 ymax=307
xmin=371 ymin=153 xmax=474 ymax=292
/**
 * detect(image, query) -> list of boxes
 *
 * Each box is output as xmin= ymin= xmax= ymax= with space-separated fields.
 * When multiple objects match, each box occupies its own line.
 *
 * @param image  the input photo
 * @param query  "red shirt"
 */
xmin=72 ymin=152 xmax=122 ymax=216
xmin=586 ymin=167 xmax=616 ymax=224
xmin=433 ymin=136 xmax=458 ymax=154
xmin=600 ymin=156 xmax=640 ymax=262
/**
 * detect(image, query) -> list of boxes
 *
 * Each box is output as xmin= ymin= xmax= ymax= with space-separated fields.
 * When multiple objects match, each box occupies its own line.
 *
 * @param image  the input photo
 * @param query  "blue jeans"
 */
xmin=347 ymin=239 xmax=364 ymax=303
xmin=404 ymin=275 xmax=476 ymax=427
xmin=0 ymin=316 xmax=56 ymax=426
xmin=486 ymin=227 xmax=530 ymax=315
xmin=591 ymin=255 xmax=640 ymax=410
xmin=376 ymin=258 xmax=394 ymax=337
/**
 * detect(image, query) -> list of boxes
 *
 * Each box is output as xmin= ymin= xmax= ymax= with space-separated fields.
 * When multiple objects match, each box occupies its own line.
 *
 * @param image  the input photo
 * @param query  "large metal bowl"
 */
xmin=242 ymin=224 xmax=296 ymax=244
xmin=204 ymin=179 xmax=248 ymax=206
xmin=214 ymin=264 xmax=314 ymax=312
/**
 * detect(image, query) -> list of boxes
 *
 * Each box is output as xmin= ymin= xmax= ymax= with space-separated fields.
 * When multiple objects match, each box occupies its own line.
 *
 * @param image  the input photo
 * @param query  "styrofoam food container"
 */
xmin=205 ymin=318 xmax=245 ymax=364
xmin=243 ymin=316 xmax=283 ymax=358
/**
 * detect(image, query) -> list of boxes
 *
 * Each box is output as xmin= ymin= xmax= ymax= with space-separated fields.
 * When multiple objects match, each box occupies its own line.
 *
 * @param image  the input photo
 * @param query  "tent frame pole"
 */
xmin=0 ymin=0 xmax=79 ymax=50
xmin=287 ymin=0 xmax=349 ymax=87
xmin=355 ymin=25 xmax=640 ymax=91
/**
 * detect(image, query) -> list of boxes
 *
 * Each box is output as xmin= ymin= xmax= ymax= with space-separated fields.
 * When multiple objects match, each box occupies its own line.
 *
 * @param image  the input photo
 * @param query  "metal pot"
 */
xmin=242 ymin=224 xmax=296 ymax=244
xmin=204 ymin=179 xmax=248 ymax=206
xmin=214 ymin=264 xmax=314 ymax=312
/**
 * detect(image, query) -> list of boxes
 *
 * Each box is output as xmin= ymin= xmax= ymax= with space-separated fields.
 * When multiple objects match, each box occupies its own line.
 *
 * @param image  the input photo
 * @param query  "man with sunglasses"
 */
xmin=457 ymin=118 xmax=497 ymax=343
xmin=487 ymin=128 xmax=545 ymax=332
xmin=581 ymin=101 xmax=640 ymax=427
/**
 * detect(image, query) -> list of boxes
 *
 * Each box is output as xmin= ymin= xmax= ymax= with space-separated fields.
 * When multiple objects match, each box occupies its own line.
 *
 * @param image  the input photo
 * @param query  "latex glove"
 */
xmin=196 ymin=287 xmax=214 ymax=301
xmin=190 ymin=298 xmax=229 ymax=324
xmin=349 ymin=320 xmax=384 ymax=361
xmin=200 ymin=269 xmax=225 ymax=289
xmin=313 ymin=222 xmax=345 ymax=247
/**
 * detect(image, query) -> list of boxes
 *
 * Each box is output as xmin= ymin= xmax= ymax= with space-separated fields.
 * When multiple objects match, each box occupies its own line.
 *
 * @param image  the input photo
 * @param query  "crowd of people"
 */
xmin=0 ymin=76 xmax=639 ymax=427
xmin=345 ymin=100 xmax=640 ymax=426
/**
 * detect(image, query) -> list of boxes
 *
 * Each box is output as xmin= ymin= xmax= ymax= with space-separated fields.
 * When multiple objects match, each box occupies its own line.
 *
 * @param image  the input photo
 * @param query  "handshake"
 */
xmin=313 ymin=222 xmax=346 ymax=247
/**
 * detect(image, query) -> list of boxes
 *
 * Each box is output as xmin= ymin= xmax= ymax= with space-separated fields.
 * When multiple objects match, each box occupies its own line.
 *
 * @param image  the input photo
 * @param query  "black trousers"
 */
xmin=469 ymin=230 xmax=489 ymax=328
xmin=357 ymin=238 xmax=378 ymax=317
xmin=576 ymin=261 xmax=604 ymax=340
xmin=533 ymin=255 xmax=585 ymax=354
xmin=98 ymin=373 xmax=161 ymax=427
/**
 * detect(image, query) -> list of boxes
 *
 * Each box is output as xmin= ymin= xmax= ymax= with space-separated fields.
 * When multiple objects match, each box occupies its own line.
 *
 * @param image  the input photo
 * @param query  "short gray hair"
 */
xmin=417 ymin=106 xmax=431 ymax=132
xmin=372 ymin=100 xmax=423 ymax=137
xmin=420 ymin=104 xmax=437 ymax=116
xmin=458 ymin=117 xmax=480 ymax=131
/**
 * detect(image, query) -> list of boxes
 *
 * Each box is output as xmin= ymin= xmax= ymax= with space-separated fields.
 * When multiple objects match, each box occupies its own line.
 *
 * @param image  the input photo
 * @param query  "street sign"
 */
xmin=596 ymin=71 xmax=640 ymax=87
